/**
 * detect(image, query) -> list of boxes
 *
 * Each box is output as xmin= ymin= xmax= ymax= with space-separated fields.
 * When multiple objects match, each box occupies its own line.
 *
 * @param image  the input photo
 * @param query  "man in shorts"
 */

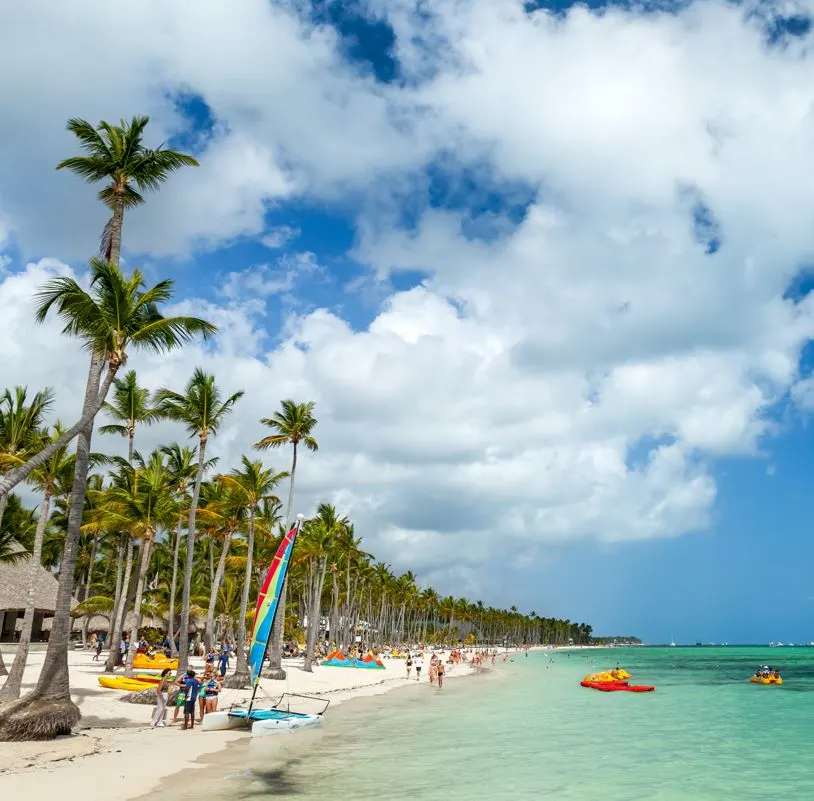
xmin=182 ymin=670 xmax=201 ymax=730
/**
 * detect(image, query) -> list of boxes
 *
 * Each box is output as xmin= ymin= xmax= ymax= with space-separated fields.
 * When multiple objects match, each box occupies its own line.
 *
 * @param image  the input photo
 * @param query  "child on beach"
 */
xmin=182 ymin=671 xmax=200 ymax=730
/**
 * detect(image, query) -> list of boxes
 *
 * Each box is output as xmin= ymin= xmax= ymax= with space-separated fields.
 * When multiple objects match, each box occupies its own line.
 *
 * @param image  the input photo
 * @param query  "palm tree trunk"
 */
xmin=80 ymin=535 xmax=99 ymax=649
xmin=0 ymin=352 xmax=103 ymax=740
xmin=104 ymin=537 xmax=134 ymax=672
xmin=127 ymin=430 xmax=134 ymax=464
xmin=0 ymin=365 xmax=119 ymax=501
xmin=178 ymin=438 xmax=207 ymax=673
xmin=0 ymin=491 xmax=8 ymax=682
xmin=266 ymin=443 xmax=297 ymax=680
xmin=104 ymin=537 xmax=126 ymax=664
xmin=225 ymin=509 xmax=255 ymax=688
xmin=0 ymin=491 xmax=52 ymax=701
xmin=107 ymin=195 xmax=124 ymax=269
xmin=167 ymin=518 xmax=182 ymax=656
xmin=303 ymin=557 xmax=327 ymax=672
xmin=204 ymin=531 xmax=233 ymax=651
xmin=124 ymin=534 xmax=154 ymax=678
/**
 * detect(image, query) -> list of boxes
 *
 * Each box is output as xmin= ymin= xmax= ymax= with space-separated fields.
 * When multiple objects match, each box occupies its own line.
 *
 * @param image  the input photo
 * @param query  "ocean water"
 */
xmin=160 ymin=647 xmax=814 ymax=800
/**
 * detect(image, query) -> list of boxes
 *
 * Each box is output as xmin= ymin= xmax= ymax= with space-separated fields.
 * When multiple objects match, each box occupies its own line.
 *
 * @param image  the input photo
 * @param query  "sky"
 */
xmin=2 ymin=0 xmax=814 ymax=644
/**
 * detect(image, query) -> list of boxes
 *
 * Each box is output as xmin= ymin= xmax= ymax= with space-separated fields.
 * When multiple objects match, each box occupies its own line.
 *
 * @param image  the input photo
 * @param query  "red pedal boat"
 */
xmin=580 ymin=680 xmax=655 ymax=692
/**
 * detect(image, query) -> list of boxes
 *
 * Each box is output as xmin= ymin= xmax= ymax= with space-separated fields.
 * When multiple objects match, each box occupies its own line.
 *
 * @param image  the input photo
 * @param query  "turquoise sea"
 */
xmin=161 ymin=647 xmax=814 ymax=800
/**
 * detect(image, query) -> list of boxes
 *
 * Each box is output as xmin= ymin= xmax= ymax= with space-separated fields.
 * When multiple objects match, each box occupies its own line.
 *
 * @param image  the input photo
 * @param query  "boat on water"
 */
xmin=750 ymin=666 xmax=783 ymax=685
xmin=581 ymin=680 xmax=655 ymax=693
xmin=202 ymin=518 xmax=329 ymax=737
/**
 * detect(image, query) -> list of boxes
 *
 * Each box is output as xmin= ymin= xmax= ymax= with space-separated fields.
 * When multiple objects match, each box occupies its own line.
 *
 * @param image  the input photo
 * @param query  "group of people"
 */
xmin=150 ymin=661 xmax=225 ymax=730
xmin=755 ymin=666 xmax=781 ymax=679
xmin=404 ymin=651 xmax=448 ymax=687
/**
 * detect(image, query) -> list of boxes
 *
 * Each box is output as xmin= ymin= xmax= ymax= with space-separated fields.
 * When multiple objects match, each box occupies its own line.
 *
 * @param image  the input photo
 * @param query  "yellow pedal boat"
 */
xmin=132 ymin=654 xmax=178 ymax=671
xmin=98 ymin=675 xmax=155 ymax=692
xmin=750 ymin=676 xmax=783 ymax=685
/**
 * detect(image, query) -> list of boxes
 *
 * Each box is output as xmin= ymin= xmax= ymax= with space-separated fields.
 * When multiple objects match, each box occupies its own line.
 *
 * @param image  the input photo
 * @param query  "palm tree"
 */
xmin=154 ymin=370 xmax=243 ymax=673
xmin=0 ymin=387 xmax=54 ymax=527
xmin=0 ymin=270 xmax=215 ymax=742
xmin=161 ymin=444 xmax=205 ymax=655
xmin=302 ymin=504 xmax=347 ymax=672
xmin=0 ymin=426 xmax=75 ymax=700
xmin=56 ymin=115 xmax=198 ymax=268
xmin=0 ymin=262 xmax=216 ymax=499
xmin=100 ymin=451 xmax=174 ymax=677
xmin=99 ymin=370 xmax=160 ymax=462
xmin=0 ymin=386 xmax=54 ymax=677
xmin=218 ymin=458 xmax=286 ymax=688
xmin=253 ymin=400 xmax=318 ymax=679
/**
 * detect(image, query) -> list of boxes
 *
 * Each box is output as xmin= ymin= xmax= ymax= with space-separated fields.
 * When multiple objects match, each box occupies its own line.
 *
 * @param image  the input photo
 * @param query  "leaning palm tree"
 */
xmin=154 ymin=370 xmax=243 ymax=673
xmin=218 ymin=458 xmax=287 ymax=688
xmin=56 ymin=115 xmax=198 ymax=268
xmin=0 ymin=387 xmax=54 ymax=527
xmin=0 ymin=268 xmax=215 ymax=742
xmin=0 ymin=425 xmax=74 ymax=700
xmin=0 ymin=262 xmax=216 ymax=500
xmin=98 ymin=370 xmax=160 ymax=462
xmin=253 ymin=400 xmax=318 ymax=679
xmin=0 ymin=386 xmax=54 ymax=677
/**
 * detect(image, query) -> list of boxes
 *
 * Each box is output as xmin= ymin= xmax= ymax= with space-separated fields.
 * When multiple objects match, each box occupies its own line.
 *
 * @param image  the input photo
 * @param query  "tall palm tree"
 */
xmin=0 ymin=269 xmax=215 ymax=742
xmin=253 ymin=400 xmax=318 ymax=679
xmin=0 ymin=425 xmax=74 ymax=701
xmin=98 ymin=370 xmax=160 ymax=462
xmin=161 ymin=444 xmax=207 ymax=655
xmin=56 ymin=115 xmax=198 ymax=268
xmin=218 ymin=458 xmax=286 ymax=688
xmin=154 ymin=370 xmax=243 ymax=673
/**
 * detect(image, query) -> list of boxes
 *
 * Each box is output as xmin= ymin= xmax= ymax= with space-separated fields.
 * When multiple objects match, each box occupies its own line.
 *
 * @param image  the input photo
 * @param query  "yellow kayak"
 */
xmin=584 ymin=670 xmax=633 ymax=683
xmin=750 ymin=676 xmax=783 ymax=685
xmin=98 ymin=675 xmax=155 ymax=692
xmin=133 ymin=654 xmax=178 ymax=671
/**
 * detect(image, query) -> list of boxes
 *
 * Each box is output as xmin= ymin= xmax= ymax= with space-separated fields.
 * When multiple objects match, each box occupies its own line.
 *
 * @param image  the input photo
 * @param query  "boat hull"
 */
xmin=580 ymin=681 xmax=655 ymax=693
xmin=201 ymin=708 xmax=323 ymax=735
xmin=98 ymin=676 xmax=154 ymax=692
xmin=750 ymin=677 xmax=783 ymax=685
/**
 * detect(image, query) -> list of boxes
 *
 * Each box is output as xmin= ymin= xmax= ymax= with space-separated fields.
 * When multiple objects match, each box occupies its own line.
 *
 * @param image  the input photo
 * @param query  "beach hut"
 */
xmin=0 ymin=552 xmax=77 ymax=643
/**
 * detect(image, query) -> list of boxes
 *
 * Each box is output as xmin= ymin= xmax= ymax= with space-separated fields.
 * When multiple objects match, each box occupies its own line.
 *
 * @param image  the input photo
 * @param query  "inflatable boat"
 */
xmin=581 ymin=680 xmax=655 ymax=693
xmin=750 ymin=676 xmax=783 ymax=685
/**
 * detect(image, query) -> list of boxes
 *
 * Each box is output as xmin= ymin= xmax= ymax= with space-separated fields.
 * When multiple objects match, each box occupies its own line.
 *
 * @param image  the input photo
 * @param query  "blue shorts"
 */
xmin=183 ymin=700 xmax=196 ymax=715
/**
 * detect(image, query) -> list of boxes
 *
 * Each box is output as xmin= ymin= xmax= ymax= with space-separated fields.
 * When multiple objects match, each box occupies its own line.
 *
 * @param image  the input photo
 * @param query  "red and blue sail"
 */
xmin=248 ymin=523 xmax=301 ymax=686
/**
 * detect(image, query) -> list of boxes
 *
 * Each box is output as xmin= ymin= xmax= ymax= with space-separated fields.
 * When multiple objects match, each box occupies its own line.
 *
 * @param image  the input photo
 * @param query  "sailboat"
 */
xmin=202 ymin=518 xmax=330 ymax=736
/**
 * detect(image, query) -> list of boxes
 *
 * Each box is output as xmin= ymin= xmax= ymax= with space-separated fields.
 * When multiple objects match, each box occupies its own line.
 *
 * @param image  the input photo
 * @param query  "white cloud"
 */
xmin=261 ymin=226 xmax=301 ymax=250
xmin=6 ymin=0 xmax=814 ymax=604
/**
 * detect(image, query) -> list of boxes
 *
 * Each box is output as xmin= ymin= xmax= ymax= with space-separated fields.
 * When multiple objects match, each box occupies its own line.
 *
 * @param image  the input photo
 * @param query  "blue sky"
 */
xmin=3 ymin=0 xmax=814 ymax=644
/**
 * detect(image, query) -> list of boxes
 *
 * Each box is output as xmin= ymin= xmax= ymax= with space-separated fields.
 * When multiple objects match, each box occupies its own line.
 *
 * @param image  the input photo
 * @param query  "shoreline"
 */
xmin=0 ymin=648 xmax=491 ymax=800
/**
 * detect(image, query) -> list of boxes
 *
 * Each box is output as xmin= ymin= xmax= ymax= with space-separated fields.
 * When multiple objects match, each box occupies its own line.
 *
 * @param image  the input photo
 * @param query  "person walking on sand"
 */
xmin=406 ymin=653 xmax=413 ymax=679
xmin=182 ymin=671 xmax=201 ymax=730
xmin=437 ymin=659 xmax=445 ymax=689
xmin=415 ymin=654 xmax=424 ymax=681
xmin=217 ymin=647 xmax=230 ymax=678
xmin=429 ymin=653 xmax=439 ymax=686
xmin=93 ymin=634 xmax=104 ymax=661
xmin=152 ymin=668 xmax=172 ymax=728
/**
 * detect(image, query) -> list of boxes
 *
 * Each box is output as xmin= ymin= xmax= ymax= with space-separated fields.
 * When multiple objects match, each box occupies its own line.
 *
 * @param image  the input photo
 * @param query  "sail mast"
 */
xmin=247 ymin=517 xmax=303 ymax=715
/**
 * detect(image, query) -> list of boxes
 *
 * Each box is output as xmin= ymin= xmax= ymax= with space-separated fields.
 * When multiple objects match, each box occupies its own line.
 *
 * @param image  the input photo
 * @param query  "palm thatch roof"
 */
xmin=0 ymin=552 xmax=77 ymax=614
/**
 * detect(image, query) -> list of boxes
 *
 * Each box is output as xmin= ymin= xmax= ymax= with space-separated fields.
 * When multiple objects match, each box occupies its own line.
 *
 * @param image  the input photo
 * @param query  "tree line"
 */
xmin=0 ymin=115 xmax=593 ymax=742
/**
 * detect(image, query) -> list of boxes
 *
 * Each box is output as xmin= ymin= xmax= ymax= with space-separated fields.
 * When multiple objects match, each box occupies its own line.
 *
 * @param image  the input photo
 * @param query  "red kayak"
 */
xmin=580 ymin=681 xmax=655 ymax=692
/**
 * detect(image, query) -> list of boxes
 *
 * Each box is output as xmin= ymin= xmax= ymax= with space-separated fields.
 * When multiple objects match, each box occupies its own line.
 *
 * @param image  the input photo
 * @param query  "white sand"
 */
xmin=0 ymin=648 xmax=475 ymax=800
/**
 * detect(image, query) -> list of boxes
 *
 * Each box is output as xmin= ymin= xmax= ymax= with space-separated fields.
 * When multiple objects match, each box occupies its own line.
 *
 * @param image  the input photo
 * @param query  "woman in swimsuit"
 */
xmin=204 ymin=678 xmax=220 ymax=713
xmin=406 ymin=654 xmax=413 ymax=679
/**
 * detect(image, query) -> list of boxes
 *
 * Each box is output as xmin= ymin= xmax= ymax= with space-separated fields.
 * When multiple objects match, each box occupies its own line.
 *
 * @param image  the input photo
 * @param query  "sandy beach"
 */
xmin=0 ymin=647 xmax=477 ymax=800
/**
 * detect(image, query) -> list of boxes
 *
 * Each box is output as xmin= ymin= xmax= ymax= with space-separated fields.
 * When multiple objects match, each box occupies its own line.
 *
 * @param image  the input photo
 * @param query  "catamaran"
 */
xmin=202 ymin=518 xmax=330 ymax=736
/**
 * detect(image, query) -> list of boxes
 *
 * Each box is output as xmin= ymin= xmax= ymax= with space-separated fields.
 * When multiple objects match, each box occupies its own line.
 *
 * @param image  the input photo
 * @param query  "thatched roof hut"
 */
xmin=0 ymin=552 xmax=77 ymax=643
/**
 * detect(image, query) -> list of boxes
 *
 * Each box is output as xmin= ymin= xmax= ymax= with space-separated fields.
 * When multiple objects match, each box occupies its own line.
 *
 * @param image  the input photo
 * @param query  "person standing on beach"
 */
xmin=406 ymin=654 xmax=413 ymax=679
xmin=217 ymin=647 xmax=230 ymax=678
xmin=152 ymin=668 xmax=172 ymax=728
xmin=437 ymin=660 xmax=445 ymax=689
xmin=429 ymin=654 xmax=439 ymax=686
xmin=415 ymin=654 xmax=424 ymax=681
xmin=93 ymin=634 xmax=104 ymax=661
xmin=182 ymin=671 xmax=201 ymax=730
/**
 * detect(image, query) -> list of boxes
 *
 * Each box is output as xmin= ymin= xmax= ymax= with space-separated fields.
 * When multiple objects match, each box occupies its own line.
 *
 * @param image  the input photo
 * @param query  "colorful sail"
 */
xmin=248 ymin=523 xmax=301 ymax=685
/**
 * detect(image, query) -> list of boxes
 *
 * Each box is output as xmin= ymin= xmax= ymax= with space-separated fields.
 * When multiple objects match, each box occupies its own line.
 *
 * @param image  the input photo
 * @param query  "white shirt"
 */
xmin=415 ymin=658 xmax=424 ymax=669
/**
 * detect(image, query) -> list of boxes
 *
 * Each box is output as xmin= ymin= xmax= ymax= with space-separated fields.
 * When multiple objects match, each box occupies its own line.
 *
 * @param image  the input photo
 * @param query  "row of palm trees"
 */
xmin=0 ymin=114 xmax=593 ymax=742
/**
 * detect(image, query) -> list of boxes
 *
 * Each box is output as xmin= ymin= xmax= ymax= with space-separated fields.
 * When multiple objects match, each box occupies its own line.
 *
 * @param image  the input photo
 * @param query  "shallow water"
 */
xmin=161 ymin=647 xmax=814 ymax=800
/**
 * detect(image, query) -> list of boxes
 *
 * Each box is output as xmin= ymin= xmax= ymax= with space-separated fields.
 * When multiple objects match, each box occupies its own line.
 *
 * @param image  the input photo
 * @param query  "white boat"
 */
xmin=202 ymin=692 xmax=328 ymax=736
